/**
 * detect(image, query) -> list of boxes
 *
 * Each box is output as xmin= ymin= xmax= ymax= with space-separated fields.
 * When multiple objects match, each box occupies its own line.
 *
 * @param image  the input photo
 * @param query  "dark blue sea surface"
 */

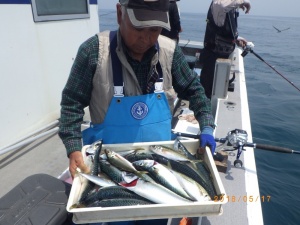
xmin=98 ymin=9 xmax=300 ymax=225
xmin=239 ymin=15 xmax=300 ymax=225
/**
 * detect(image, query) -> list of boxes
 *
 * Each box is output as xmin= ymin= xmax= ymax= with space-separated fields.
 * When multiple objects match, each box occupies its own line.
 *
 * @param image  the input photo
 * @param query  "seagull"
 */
xmin=272 ymin=25 xmax=290 ymax=33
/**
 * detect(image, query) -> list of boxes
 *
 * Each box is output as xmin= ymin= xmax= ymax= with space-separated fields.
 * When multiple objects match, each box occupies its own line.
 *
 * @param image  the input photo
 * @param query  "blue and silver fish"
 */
xmin=119 ymin=174 xmax=192 ymax=204
xmin=170 ymin=170 xmax=210 ymax=201
xmin=105 ymin=149 xmax=152 ymax=182
xmin=132 ymin=159 xmax=193 ymax=200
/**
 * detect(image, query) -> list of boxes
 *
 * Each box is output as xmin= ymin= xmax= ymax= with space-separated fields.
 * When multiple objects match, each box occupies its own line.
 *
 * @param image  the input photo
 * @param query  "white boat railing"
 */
xmin=0 ymin=120 xmax=59 ymax=156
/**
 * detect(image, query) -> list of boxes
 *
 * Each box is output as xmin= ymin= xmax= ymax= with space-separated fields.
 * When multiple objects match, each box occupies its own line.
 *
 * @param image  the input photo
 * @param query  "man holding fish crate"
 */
xmin=59 ymin=0 xmax=218 ymax=224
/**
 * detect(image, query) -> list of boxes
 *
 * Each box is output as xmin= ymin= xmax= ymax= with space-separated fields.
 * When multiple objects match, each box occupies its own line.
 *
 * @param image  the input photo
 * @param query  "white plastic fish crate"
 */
xmin=67 ymin=140 xmax=227 ymax=223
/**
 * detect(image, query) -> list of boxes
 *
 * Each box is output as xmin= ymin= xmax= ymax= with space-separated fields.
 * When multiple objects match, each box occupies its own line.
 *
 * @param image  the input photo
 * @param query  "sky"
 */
xmin=98 ymin=0 xmax=300 ymax=18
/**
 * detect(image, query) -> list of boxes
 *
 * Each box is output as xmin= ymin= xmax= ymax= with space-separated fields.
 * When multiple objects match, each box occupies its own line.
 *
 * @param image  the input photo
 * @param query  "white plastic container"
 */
xmin=67 ymin=140 xmax=227 ymax=224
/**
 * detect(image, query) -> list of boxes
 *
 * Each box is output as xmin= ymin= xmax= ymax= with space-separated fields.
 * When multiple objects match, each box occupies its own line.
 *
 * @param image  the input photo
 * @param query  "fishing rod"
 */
xmin=173 ymin=130 xmax=299 ymax=154
xmin=241 ymin=44 xmax=300 ymax=92
xmin=173 ymin=129 xmax=300 ymax=167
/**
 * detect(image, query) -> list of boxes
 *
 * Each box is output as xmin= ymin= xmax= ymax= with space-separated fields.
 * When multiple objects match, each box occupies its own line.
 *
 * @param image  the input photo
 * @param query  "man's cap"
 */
xmin=119 ymin=0 xmax=170 ymax=30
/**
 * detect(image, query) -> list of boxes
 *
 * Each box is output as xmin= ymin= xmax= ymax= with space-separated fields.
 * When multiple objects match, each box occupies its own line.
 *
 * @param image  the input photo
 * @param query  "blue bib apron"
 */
xmin=82 ymin=31 xmax=172 ymax=145
xmin=82 ymin=92 xmax=171 ymax=145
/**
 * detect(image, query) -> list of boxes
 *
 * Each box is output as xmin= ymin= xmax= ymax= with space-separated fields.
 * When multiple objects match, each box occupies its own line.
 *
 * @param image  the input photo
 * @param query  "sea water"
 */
xmin=240 ymin=15 xmax=300 ymax=225
xmin=98 ymin=9 xmax=300 ymax=225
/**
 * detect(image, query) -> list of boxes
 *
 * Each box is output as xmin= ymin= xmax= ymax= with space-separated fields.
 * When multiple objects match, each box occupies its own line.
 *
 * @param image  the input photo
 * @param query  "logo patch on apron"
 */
xmin=131 ymin=102 xmax=148 ymax=120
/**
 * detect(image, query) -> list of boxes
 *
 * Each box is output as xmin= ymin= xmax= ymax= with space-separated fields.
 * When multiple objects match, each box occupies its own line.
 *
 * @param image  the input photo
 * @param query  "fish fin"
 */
xmin=192 ymin=159 xmax=204 ymax=163
xmin=136 ymin=171 xmax=148 ymax=174
xmin=119 ymin=178 xmax=138 ymax=187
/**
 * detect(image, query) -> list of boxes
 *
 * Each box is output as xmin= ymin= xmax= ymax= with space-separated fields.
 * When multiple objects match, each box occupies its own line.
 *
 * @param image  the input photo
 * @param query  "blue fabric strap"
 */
xmin=154 ymin=42 xmax=163 ymax=80
xmin=109 ymin=31 xmax=123 ymax=87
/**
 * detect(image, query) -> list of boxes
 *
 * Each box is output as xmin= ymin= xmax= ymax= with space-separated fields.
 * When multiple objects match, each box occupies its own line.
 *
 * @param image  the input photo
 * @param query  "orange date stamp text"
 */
xmin=214 ymin=195 xmax=271 ymax=203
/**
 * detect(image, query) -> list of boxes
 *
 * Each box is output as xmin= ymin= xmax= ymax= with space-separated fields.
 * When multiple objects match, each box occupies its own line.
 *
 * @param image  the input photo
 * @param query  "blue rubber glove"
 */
xmin=200 ymin=126 xmax=216 ymax=155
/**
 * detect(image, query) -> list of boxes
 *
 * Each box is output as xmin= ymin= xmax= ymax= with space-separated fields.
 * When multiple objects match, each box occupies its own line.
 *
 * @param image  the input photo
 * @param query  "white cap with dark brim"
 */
xmin=120 ymin=0 xmax=170 ymax=30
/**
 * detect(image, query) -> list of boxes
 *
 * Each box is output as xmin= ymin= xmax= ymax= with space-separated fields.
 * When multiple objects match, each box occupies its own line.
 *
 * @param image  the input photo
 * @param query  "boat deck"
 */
xmin=201 ymin=48 xmax=262 ymax=225
xmin=169 ymin=49 xmax=262 ymax=225
xmin=0 ymin=133 xmax=68 ymax=199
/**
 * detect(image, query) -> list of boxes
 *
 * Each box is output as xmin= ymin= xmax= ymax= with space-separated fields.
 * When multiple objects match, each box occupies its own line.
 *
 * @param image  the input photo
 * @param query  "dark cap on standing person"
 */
xmin=119 ymin=0 xmax=170 ymax=30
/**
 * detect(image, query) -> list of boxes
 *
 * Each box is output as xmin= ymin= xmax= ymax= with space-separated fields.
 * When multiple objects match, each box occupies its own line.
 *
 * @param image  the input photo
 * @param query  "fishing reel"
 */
xmin=173 ymin=128 xmax=252 ymax=167
xmin=227 ymin=129 xmax=248 ymax=148
xmin=215 ymin=129 xmax=249 ymax=167
xmin=227 ymin=129 xmax=248 ymax=167
xmin=241 ymin=42 xmax=255 ymax=58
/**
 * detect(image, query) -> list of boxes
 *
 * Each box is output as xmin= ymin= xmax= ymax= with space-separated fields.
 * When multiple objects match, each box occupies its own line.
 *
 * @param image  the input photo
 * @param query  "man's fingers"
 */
xmin=78 ymin=163 xmax=90 ymax=174
xmin=69 ymin=151 xmax=89 ymax=178
xmin=69 ymin=167 xmax=77 ymax=179
xmin=245 ymin=3 xmax=251 ymax=13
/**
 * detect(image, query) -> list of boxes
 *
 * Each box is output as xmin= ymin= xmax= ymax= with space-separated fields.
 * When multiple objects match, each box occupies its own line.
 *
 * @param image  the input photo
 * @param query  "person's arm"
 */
xmin=211 ymin=0 xmax=251 ymax=27
xmin=59 ymin=35 xmax=98 ymax=178
xmin=172 ymin=46 xmax=215 ymax=129
xmin=171 ymin=46 xmax=216 ymax=154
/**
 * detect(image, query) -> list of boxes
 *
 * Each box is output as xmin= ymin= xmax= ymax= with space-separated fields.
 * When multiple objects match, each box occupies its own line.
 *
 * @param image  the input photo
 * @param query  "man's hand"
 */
xmin=240 ymin=1 xmax=251 ymax=14
xmin=199 ymin=133 xmax=216 ymax=154
xmin=198 ymin=126 xmax=216 ymax=156
xmin=236 ymin=37 xmax=248 ymax=48
xmin=69 ymin=151 xmax=90 ymax=179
